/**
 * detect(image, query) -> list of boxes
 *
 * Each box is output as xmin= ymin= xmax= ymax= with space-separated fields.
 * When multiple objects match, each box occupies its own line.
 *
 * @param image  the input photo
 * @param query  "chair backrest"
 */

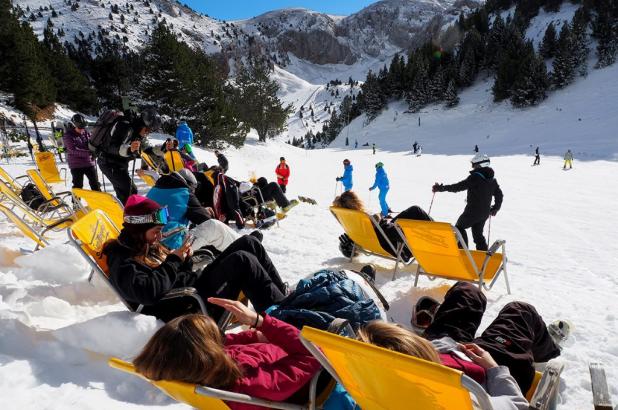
xmin=396 ymin=219 xmax=482 ymax=281
xmin=301 ymin=326 xmax=485 ymax=410
xmin=0 ymin=203 xmax=48 ymax=248
xmin=0 ymin=166 xmax=23 ymax=192
xmin=27 ymin=169 xmax=56 ymax=201
xmin=330 ymin=207 xmax=394 ymax=259
xmin=0 ymin=180 xmax=46 ymax=225
xmin=68 ymin=209 xmax=120 ymax=275
xmin=34 ymin=151 xmax=63 ymax=183
xmin=140 ymin=172 xmax=157 ymax=187
xmin=108 ymin=358 xmax=230 ymax=410
xmin=72 ymin=188 xmax=124 ymax=230
xmin=165 ymin=150 xmax=185 ymax=172
xmin=141 ymin=151 xmax=161 ymax=173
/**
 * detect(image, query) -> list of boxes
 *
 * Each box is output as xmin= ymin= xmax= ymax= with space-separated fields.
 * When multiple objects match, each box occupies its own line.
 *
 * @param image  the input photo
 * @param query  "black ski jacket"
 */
xmin=438 ymin=167 xmax=503 ymax=219
xmin=104 ymin=237 xmax=198 ymax=319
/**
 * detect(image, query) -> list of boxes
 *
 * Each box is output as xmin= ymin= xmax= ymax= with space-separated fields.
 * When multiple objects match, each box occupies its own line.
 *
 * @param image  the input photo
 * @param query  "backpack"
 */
xmin=89 ymin=110 xmax=124 ymax=154
xmin=20 ymin=183 xmax=45 ymax=210
xmin=213 ymin=173 xmax=244 ymax=229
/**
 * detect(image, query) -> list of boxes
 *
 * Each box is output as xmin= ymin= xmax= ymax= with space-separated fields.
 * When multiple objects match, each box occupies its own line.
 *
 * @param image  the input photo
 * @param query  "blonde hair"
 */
xmin=133 ymin=314 xmax=242 ymax=389
xmin=333 ymin=191 xmax=365 ymax=212
xmin=358 ymin=321 xmax=441 ymax=363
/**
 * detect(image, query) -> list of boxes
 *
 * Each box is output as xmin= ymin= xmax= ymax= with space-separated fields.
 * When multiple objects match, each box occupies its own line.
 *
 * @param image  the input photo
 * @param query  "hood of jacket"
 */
xmin=470 ymin=166 xmax=495 ymax=180
xmin=154 ymin=172 xmax=189 ymax=190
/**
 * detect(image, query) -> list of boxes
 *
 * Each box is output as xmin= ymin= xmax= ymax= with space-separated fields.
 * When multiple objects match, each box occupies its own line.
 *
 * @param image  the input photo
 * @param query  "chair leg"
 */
xmin=503 ymin=266 xmax=511 ymax=295
xmin=413 ymin=265 xmax=420 ymax=287
xmin=349 ymin=243 xmax=356 ymax=263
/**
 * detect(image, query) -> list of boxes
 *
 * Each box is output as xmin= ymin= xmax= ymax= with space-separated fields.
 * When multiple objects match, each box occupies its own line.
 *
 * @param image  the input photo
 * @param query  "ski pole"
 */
xmin=131 ymin=158 xmax=136 ymax=193
xmin=334 ymin=180 xmax=339 ymax=197
xmin=428 ymin=192 xmax=436 ymax=215
xmin=487 ymin=215 xmax=492 ymax=245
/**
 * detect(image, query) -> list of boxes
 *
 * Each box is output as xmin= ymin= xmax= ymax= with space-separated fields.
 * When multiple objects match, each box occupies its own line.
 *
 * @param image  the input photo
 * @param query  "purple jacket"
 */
xmin=63 ymin=128 xmax=95 ymax=169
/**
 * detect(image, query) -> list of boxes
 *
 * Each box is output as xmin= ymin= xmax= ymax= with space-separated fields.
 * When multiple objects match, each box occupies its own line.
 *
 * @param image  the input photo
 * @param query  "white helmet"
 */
xmin=471 ymin=154 xmax=490 ymax=167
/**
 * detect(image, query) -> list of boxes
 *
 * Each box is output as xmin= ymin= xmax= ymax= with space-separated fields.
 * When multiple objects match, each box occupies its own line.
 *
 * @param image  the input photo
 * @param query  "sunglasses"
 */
xmin=124 ymin=207 xmax=169 ymax=225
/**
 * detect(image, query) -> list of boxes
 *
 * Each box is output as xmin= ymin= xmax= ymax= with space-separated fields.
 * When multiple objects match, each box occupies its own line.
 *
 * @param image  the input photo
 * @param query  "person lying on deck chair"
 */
xmin=133 ymin=301 xmax=322 ymax=410
xmin=332 ymin=190 xmax=432 ymax=261
xmin=358 ymin=282 xmax=570 ymax=410
xmin=103 ymin=195 xmax=287 ymax=322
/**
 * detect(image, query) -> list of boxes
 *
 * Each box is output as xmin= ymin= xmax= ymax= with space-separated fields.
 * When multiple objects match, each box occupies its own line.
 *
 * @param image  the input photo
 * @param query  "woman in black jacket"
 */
xmin=103 ymin=195 xmax=287 ymax=321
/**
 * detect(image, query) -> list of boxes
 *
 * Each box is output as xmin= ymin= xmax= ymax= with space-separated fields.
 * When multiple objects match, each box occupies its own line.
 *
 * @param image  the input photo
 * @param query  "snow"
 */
xmin=1 ymin=67 xmax=618 ymax=408
xmin=526 ymin=2 xmax=579 ymax=50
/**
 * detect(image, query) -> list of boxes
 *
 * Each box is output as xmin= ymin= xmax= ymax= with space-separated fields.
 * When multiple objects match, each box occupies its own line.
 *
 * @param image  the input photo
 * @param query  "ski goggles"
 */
xmin=123 ymin=207 xmax=169 ymax=225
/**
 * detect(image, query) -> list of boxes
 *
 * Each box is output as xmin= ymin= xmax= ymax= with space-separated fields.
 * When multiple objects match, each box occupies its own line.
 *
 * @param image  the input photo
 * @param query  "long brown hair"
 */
xmin=333 ymin=191 xmax=365 ymax=212
xmin=358 ymin=321 xmax=441 ymax=364
xmin=112 ymin=224 xmax=169 ymax=268
xmin=133 ymin=314 xmax=242 ymax=389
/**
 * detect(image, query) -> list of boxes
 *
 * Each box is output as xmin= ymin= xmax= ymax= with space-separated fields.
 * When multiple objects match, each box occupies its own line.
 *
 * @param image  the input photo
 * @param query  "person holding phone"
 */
xmin=104 ymin=195 xmax=288 ymax=322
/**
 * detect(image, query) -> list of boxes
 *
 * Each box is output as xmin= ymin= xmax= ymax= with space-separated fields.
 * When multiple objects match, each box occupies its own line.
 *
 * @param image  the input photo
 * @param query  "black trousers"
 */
xmin=533 ymin=155 xmax=540 ymax=165
xmin=278 ymin=183 xmax=287 ymax=193
xmin=455 ymin=212 xmax=488 ymax=251
xmin=195 ymin=235 xmax=286 ymax=320
xmin=70 ymin=166 xmax=101 ymax=191
xmin=260 ymin=182 xmax=290 ymax=208
xmin=424 ymin=282 xmax=560 ymax=393
xmin=98 ymin=157 xmax=137 ymax=205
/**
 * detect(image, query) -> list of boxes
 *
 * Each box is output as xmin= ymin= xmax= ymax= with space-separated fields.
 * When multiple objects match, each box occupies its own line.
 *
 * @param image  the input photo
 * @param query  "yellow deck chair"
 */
xmin=68 ymin=209 xmax=209 ymax=317
xmin=136 ymin=169 xmax=158 ymax=187
xmin=34 ymin=151 xmax=66 ymax=184
xmin=141 ymin=151 xmax=165 ymax=174
xmin=0 ymin=165 xmax=29 ymax=193
xmin=26 ymin=169 xmax=74 ymax=210
xmin=164 ymin=150 xmax=184 ymax=172
xmin=330 ymin=207 xmax=411 ymax=279
xmin=71 ymin=188 xmax=124 ymax=230
xmin=0 ymin=203 xmax=49 ymax=250
xmin=396 ymin=219 xmax=510 ymax=294
xmin=108 ymin=352 xmax=333 ymax=409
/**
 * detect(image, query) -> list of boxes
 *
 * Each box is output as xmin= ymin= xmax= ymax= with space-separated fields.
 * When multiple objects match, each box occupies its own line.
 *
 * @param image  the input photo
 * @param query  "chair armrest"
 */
xmin=486 ymin=239 xmax=506 ymax=256
xmin=160 ymin=287 xmax=207 ymax=315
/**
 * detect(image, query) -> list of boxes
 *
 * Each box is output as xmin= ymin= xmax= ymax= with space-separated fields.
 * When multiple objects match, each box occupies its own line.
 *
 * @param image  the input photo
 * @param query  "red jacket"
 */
xmin=225 ymin=315 xmax=321 ymax=410
xmin=440 ymin=352 xmax=486 ymax=385
xmin=275 ymin=163 xmax=290 ymax=186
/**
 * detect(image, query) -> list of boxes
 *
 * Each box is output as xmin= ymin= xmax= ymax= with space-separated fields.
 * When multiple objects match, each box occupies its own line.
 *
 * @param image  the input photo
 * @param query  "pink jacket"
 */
xmin=224 ymin=315 xmax=321 ymax=410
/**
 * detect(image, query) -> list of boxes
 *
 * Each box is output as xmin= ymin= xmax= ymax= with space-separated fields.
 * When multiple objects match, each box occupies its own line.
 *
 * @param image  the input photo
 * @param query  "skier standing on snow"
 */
xmin=63 ymin=114 xmax=101 ymax=191
xmin=563 ymin=150 xmax=573 ymax=169
xmin=413 ymin=141 xmax=418 ymax=154
xmin=372 ymin=143 xmax=376 ymax=155
xmin=336 ymin=159 xmax=353 ymax=192
xmin=533 ymin=146 xmax=540 ymax=166
xmin=275 ymin=156 xmax=290 ymax=193
xmin=369 ymin=162 xmax=390 ymax=217
xmin=432 ymin=154 xmax=503 ymax=251
xmin=175 ymin=120 xmax=196 ymax=160
xmin=474 ymin=144 xmax=479 ymax=153
xmin=354 ymin=140 xmax=358 ymax=149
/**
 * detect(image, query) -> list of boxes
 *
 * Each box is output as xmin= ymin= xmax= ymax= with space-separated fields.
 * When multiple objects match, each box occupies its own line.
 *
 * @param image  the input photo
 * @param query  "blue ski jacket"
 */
xmin=340 ymin=164 xmax=353 ymax=191
xmin=370 ymin=167 xmax=389 ymax=191
xmin=269 ymin=270 xmax=381 ymax=331
xmin=175 ymin=122 xmax=194 ymax=147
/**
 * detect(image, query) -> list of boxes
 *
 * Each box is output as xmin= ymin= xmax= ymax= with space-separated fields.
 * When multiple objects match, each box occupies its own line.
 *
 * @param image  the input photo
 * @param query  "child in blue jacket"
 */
xmin=336 ymin=159 xmax=354 ymax=191
xmin=369 ymin=162 xmax=390 ymax=217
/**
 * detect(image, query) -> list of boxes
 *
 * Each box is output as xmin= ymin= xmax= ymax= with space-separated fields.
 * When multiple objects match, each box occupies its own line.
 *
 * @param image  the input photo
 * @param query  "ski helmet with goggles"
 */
xmin=71 ymin=114 xmax=87 ymax=129
xmin=471 ymin=154 xmax=490 ymax=167
xmin=141 ymin=108 xmax=162 ymax=131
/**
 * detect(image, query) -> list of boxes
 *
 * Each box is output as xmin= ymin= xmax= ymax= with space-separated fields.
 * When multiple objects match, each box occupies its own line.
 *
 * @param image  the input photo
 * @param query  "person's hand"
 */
xmin=458 ymin=343 xmax=499 ymax=370
xmin=489 ymin=207 xmax=498 ymax=217
xmin=171 ymin=235 xmax=194 ymax=261
xmin=205 ymin=207 xmax=215 ymax=218
xmin=130 ymin=140 xmax=141 ymax=152
xmin=208 ymin=297 xmax=263 ymax=327
xmin=369 ymin=187 xmax=374 ymax=191
xmin=432 ymin=183 xmax=442 ymax=193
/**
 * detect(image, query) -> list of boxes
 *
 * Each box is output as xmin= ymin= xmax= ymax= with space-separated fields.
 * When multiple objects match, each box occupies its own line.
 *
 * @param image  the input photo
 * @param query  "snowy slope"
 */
xmin=0 ymin=125 xmax=617 ymax=408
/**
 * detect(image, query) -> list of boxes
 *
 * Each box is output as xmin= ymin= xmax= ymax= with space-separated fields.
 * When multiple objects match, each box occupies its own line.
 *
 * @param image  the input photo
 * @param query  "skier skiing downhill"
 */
xmin=432 ymin=154 xmax=503 ymax=251
xmin=369 ymin=162 xmax=390 ymax=217
xmin=533 ymin=146 xmax=541 ymax=166
xmin=336 ymin=159 xmax=353 ymax=191
xmin=563 ymin=150 xmax=573 ymax=169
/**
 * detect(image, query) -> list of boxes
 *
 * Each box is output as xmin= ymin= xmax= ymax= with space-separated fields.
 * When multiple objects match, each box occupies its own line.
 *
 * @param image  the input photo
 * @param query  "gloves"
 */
xmin=432 ymin=183 xmax=443 ymax=193
xmin=489 ymin=207 xmax=498 ymax=217
xmin=369 ymin=187 xmax=374 ymax=191
xmin=336 ymin=177 xmax=341 ymax=181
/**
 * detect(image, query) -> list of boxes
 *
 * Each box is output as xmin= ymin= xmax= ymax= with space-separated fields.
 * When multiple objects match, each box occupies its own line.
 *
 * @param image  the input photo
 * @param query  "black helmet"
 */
xmin=71 ymin=114 xmax=87 ymax=129
xmin=141 ymin=108 xmax=161 ymax=131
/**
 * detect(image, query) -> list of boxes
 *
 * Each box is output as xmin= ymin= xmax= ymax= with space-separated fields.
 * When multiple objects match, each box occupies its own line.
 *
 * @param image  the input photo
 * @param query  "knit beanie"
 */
xmin=123 ymin=195 xmax=164 ymax=226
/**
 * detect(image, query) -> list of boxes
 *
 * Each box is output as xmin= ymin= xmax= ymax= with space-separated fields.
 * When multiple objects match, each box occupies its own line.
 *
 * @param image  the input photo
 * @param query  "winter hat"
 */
xmin=280 ymin=157 xmax=285 ymax=161
xmin=471 ymin=154 xmax=490 ymax=168
xmin=123 ymin=195 xmax=167 ymax=226
xmin=177 ymin=169 xmax=197 ymax=189
xmin=343 ymin=158 xmax=350 ymax=164
xmin=375 ymin=162 xmax=384 ymax=168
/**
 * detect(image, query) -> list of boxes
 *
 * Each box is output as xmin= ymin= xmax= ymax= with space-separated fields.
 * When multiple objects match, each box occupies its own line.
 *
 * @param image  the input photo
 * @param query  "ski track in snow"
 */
xmin=0 ymin=132 xmax=617 ymax=408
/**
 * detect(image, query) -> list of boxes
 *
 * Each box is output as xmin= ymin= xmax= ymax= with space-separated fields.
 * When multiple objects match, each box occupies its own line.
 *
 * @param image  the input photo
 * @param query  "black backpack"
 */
xmin=89 ymin=110 xmax=124 ymax=154
xmin=20 ymin=183 xmax=45 ymax=210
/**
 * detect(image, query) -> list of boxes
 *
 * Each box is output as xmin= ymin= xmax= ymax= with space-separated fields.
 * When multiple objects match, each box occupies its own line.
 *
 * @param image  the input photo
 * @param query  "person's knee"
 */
xmin=501 ymin=301 xmax=537 ymax=316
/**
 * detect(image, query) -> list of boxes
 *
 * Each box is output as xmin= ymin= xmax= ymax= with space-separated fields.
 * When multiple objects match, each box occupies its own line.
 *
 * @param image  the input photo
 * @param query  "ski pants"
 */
xmin=378 ymin=188 xmax=389 ymax=217
xmin=195 ymin=235 xmax=286 ymax=320
xmin=424 ymin=282 xmax=561 ymax=393
xmin=533 ymin=155 xmax=540 ymax=165
xmin=563 ymin=159 xmax=572 ymax=169
xmin=455 ymin=212 xmax=488 ymax=251
xmin=98 ymin=157 xmax=137 ymax=205
xmin=70 ymin=166 xmax=101 ymax=191
xmin=260 ymin=182 xmax=290 ymax=208
xmin=278 ymin=183 xmax=287 ymax=193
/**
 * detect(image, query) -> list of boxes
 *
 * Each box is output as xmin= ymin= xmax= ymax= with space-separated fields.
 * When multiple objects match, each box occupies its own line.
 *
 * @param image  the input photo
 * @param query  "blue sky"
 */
xmin=184 ymin=1 xmax=378 ymax=20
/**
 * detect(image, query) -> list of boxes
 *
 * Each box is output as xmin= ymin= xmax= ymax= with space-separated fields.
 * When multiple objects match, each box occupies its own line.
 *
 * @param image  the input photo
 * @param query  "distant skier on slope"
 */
xmin=563 ymin=150 xmax=573 ymax=169
xmin=336 ymin=158 xmax=353 ymax=191
xmin=432 ymin=154 xmax=503 ymax=251
xmin=372 ymin=143 xmax=376 ymax=155
xmin=369 ymin=162 xmax=390 ymax=217
xmin=474 ymin=144 xmax=479 ymax=153
xmin=533 ymin=146 xmax=540 ymax=166
xmin=413 ymin=141 xmax=419 ymax=154
xmin=416 ymin=145 xmax=422 ymax=157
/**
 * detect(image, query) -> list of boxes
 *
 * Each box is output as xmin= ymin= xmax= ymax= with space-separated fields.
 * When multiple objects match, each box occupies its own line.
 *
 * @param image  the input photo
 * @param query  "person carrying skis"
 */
xmin=275 ymin=157 xmax=290 ymax=193
xmin=533 ymin=146 xmax=540 ymax=166
xmin=369 ymin=162 xmax=390 ymax=217
xmin=336 ymin=158 xmax=353 ymax=191
xmin=63 ymin=114 xmax=101 ymax=191
xmin=432 ymin=154 xmax=503 ymax=251
xmin=97 ymin=108 xmax=162 ymax=204
xmin=563 ymin=150 xmax=573 ymax=169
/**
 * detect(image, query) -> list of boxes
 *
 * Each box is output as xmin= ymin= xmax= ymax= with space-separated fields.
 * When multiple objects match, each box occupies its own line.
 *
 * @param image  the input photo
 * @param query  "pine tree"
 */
xmin=551 ymin=24 xmax=576 ymax=88
xmin=540 ymin=22 xmax=558 ymax=59
xmin=427 ymin=69 xmax=445 ymax=103
xmin=358 ymin=70 xmax=386 ymax=121
xmin=485 ymin=15 xmax=506 ymax=69
xmin=492 ymin=26 xmax=526 ymax=102
xmin=544 ymin=0 xmax=562 ymax=13
xmin=594 ymin=12 xmax=617 ymax=69
xmin=444 ymin=79 xmax=460 ymax=108
xmin=571 ymin=8 xmax=590 ymax=77
xmin=406 ymin=58 xmax=429 ymax=112
xmin=511 ymin=43 xmax=548 ymax=107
